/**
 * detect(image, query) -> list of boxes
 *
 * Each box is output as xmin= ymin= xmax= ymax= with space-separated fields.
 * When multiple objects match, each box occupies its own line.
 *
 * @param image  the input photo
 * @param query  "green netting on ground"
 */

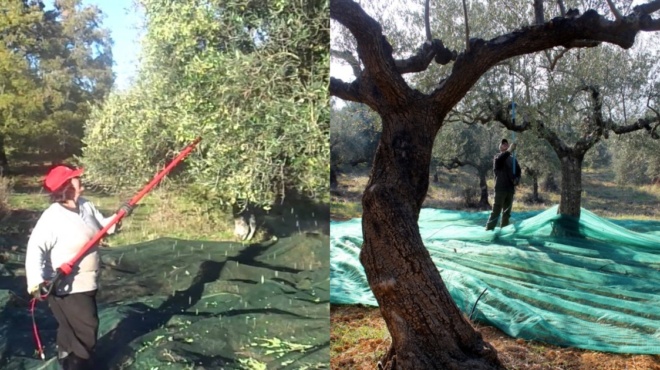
xmin=1 ymin=234 xmax=329 ymax=369
xmin=330 ymin=206 xmax=660 ymax=354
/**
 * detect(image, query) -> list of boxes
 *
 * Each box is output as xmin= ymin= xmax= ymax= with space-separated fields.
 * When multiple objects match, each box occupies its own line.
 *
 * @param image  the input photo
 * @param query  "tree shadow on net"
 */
xmin=94 ymin=241 xmax=313 ymax=370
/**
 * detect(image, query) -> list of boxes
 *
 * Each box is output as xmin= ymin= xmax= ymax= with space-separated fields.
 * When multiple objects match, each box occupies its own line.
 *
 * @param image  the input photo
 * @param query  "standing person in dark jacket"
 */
xmin=485 ymin=139 xmax=522 ymax=230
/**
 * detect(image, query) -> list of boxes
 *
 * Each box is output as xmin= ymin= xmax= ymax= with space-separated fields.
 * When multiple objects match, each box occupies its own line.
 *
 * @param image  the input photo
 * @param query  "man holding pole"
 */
xmin=485 ymin=139 xmax=522 ymax=231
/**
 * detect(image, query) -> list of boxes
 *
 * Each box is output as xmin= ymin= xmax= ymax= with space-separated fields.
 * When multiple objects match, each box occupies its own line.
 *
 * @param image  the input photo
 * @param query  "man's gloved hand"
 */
xmin=118 ymin=202 xmax=134 ymax=217
xmin=29 ymin=281 xmax=50 ymax=301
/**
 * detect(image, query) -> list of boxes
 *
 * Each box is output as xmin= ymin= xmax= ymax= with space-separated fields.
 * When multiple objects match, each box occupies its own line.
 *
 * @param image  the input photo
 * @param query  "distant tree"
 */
xmin=331 ymin=101 xmax=381 ymax=168
xmin=0 ymin=0 xmax=113 ymax=173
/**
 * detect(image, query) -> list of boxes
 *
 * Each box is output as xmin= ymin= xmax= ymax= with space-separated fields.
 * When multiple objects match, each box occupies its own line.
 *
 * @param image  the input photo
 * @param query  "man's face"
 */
xmin=500 ymin=142 xmax=509 ymax=152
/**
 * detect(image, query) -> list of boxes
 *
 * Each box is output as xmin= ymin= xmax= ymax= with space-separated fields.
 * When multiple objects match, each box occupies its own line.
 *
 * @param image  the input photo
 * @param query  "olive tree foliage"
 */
xmin=613 ymin=129 xmax=660 ymax=185
xmin=330 ymin=101 xmax=381 ymax=168
xmin=82 ymin=0 xmax=329 ymax=208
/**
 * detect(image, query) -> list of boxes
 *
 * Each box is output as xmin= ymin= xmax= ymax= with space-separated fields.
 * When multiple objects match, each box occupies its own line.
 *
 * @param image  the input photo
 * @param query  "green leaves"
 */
xmin=0 ymin=0 xmax=113 ymax=160
xmin=82 ymin=0 xmax=329 ymax=209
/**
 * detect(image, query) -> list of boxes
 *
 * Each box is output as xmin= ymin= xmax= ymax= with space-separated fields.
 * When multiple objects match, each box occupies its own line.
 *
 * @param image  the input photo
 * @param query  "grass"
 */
xmin=330 ymin=165 xmax=660 ymax=370
xmin=0 ymin=160 xmax=244 ymax=270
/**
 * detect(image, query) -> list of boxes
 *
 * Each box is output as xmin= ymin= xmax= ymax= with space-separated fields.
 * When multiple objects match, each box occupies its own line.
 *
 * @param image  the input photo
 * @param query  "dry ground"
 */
xmin=331 ymin=306 xmax=660 ymax=370
xmin=330 ymin=166 xmax=660 ymax=370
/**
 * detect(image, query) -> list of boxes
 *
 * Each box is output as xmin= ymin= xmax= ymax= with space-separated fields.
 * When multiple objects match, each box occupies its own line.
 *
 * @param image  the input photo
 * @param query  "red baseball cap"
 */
xmin=44 ymin=165 xmax=84 ymax=193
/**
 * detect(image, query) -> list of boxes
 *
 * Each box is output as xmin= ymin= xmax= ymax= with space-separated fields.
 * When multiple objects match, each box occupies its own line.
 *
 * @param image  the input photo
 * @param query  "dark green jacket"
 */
xmin=493 ymin=151 xmax=522 ymax=192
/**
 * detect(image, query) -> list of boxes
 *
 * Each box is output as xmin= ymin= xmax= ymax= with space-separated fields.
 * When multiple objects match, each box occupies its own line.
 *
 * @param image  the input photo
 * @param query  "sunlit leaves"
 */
xmin=82 ymin=0 xmax=329 ymax=208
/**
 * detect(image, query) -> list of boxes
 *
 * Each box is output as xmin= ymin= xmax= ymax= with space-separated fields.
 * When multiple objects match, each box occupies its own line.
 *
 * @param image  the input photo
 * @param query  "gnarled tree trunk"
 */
xmin=361 ymin=108 xmax=503 ymax=370
xmin=558 ymin=154 xmax=584 ymax=217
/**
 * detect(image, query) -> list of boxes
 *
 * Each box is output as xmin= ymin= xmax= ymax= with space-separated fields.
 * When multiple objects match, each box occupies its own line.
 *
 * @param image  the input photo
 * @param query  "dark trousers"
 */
xmin=48 ymin=290 xmax=98 ymax=368
xmin=486 ymin=191 xmax=514 ymax=230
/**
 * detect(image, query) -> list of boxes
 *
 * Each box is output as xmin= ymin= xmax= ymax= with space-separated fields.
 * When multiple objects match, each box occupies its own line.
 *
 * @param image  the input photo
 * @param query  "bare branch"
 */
xmin=330 ymin=77 xmax=362 ymax=103
xmin=487 ymin=98 xmax=532 ymax=132
xmin=606 ymin=0 xmax=623 ymax=21
xmin=534 ymin=0 xmax=544 ymax=25
xmin=462 ymin=0 xmax=470 ymax=52
xmin=574 ymin=85 xmax=604 ymax=151
xmin=558 ymin=0 xmax=567 ymax=17
xmin=611 ymin=116 xmax=660 ymax=138
xmin=424 ymin=0 xmax=432 ymax=42
xmin=634 ymin=0 xmax=660 ymax=15
xmin=428 ymin=7 xmax=657 ymax=110
xmin=331 ymin=49 xmax=362 ymax=78
xmin=548 ymin=48 xmax=569 ymax=71
xmin=394 ymin=40 xmax=456 ymax=74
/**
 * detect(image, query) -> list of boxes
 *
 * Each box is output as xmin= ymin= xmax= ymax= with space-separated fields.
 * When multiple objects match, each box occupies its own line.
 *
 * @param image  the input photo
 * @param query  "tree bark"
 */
xmin=0 ymin=134 xmax=9 ymax=176
xmin=532 ymin=173 xmax=540 ymax=202
xmin=558 ymin=154 xmax=584 ymax=217
xmin=478 ymin=170 xmax=491 ymax=209
xmin=361 ymin=108 xmax=503 ymax=370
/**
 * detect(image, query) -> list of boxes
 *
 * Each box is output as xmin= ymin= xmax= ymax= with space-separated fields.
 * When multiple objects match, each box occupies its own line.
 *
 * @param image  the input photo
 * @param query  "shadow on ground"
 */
xmin=0 ymin=233 xmax=329 ymax=369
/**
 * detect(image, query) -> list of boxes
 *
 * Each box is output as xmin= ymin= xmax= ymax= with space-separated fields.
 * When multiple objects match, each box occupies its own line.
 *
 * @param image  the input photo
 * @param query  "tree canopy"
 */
xmin=0 ymin=0 xmax=113 ymax=172
xmin=81 ymin=0 xmax=330 ymax=209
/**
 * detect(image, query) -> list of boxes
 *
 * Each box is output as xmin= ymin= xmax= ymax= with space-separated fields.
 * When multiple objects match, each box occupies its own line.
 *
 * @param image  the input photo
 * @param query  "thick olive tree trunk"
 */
xmin=558 ymin=154 xmax=584 ymax=217
xmin=361 ymin=108 xmax=503 ymax=370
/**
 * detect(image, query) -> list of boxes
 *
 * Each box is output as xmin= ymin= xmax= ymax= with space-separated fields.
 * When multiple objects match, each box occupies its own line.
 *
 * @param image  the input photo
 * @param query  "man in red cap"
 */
xmin=25 ymin=165 xmax=133 ymax=370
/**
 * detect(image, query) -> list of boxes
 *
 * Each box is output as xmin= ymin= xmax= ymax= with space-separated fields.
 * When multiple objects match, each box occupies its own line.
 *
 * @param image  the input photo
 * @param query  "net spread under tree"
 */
xmin=0 ymin=234 xmax=329 ymax=369
xmin=330 ymin=0 xmax=660 ymax=368
xmin=330 ymin=206 xmax=660 ymax=355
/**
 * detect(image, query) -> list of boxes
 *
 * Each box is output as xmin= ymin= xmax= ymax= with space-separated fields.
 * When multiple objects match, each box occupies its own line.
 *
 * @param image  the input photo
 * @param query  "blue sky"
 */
xmin=46 ymin=0 xmax=145 ymax=91
xmin=84 ymin=0 xmax=144 ymax=91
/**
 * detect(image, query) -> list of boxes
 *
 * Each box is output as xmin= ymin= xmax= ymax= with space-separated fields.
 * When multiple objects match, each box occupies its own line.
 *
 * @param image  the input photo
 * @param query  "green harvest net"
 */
xmin=0 ymin=234 xmax=329 ymax=369
xmin=330 ymin=205 xmax=660 ymax=354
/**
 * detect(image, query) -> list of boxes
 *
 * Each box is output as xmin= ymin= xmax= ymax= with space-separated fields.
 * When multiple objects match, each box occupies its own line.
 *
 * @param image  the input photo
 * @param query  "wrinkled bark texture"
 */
xmin=361 ymin=108 xmax=503 ymax=370
xmin=558 ymin=154 xmax=584 ymax=217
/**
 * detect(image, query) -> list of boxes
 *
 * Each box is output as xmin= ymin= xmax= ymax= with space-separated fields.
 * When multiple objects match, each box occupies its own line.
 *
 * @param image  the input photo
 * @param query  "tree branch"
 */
xmin=330 ymin=0 xmax=414 ymax=106
xmin=462 ymin=0 xmax=470 ymax=52
xmin=574 ymin=85 xmax=604 ymax=152
xmin=548 ymin=48 xmax=569 ymax=71
xmin=558 ymin=0 xmax=567 ymax=17
xmin=331 ymin=49 xmax=362 ymax=78
xmin=534 ymin=0 xmax=544 ymax=25
xmin=330 ymin=77 xmax=362 ymax=103
xmin=428 ymin=6 xmax=658 ymax=111
xmin=634 ymin=0 xmax=660 ymax=15
xmin=487 ymin=98 xmax=532 ymax=132
xmin=424 ymin=0 xmax=432 ymax=41
xmin=394 ymin=40 xmax=456 ymax=74
xmin=606 ymin=0 xmax=623 ymax=21
xmin=611 ymin=116 xmax=660 ymax=139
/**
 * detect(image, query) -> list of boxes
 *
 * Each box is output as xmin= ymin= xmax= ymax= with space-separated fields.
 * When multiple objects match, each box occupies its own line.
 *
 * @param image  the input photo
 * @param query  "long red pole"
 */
xmin=46 ymin=136 xmax=202 ymax=293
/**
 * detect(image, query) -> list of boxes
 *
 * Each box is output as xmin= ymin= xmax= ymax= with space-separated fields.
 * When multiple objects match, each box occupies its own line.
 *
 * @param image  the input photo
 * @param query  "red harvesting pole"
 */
xmin=49 ymin=137 xmax=202 ymax=290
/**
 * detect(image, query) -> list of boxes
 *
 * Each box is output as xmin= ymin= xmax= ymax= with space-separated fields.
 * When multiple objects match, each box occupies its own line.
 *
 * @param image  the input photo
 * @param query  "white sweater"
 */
xmin=25 ymin=197 xmax=117 ymax=295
